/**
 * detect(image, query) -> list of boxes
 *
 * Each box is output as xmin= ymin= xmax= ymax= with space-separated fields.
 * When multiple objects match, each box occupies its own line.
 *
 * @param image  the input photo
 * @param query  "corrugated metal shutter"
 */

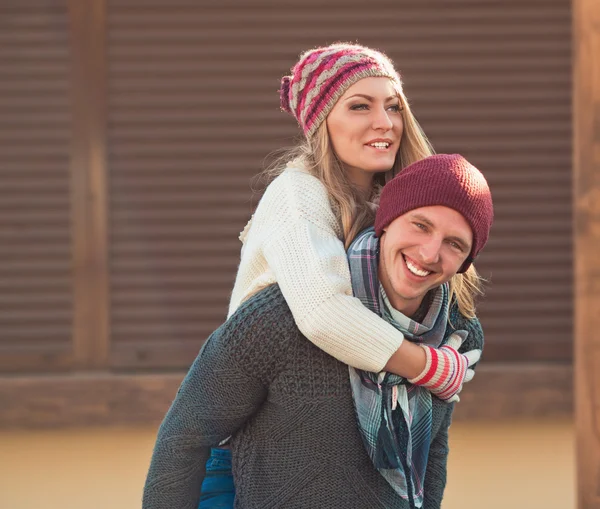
xmin=398 ymin=3 xmax=573 ymax=363
xmin=0 ymin=1 xmax=74 ymax=372
xmin=107 ymin=0 xmax=571 ymax=369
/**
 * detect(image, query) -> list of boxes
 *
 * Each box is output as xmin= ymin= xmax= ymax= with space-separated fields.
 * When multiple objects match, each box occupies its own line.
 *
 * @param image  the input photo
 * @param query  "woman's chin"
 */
xmin=361 ymin=161 xmax=395 ymax=173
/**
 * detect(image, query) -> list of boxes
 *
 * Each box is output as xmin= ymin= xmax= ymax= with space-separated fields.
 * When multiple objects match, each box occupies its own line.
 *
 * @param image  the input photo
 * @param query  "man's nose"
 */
xmin=418 ymin=238 xmax=442 ymax=265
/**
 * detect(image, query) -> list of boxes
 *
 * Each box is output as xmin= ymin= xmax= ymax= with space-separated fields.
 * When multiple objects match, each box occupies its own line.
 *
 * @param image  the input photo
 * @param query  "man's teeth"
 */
xmin=406 ymin=258 xmax=431 ymax=277
xmin=369 ymin=142 xmax=390 ymax=149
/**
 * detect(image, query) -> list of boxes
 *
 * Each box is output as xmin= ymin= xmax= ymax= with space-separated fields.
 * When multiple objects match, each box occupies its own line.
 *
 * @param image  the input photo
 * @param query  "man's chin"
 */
xmin=388 ymin=286 xmax=428 ymax=306
xmin=392 ymin=278 xmax=440 ymax=300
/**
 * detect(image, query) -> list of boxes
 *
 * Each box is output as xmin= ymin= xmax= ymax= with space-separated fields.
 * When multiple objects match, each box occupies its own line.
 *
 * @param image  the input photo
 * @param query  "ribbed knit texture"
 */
xmin=143 ymin=285 xmax=484 ymax=509
xmin=280 ymin=43 xmax=401 ymax=137
xmin=229 ymin=164 xmax=405 ymax=373
xmin=374 ymin=154 xmax=494 ymax=273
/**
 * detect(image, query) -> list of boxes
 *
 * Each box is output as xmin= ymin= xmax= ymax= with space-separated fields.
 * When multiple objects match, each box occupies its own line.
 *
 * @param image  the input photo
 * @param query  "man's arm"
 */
xmin=422 ymin=404 xmax=454 ymax=509
xmin=421 ymin=308 xmax=484 ymax=506
xmin=142 ymin=309 xmax=274 ymax=509
xmin=453 ymin=311 xmax=484 ymax=363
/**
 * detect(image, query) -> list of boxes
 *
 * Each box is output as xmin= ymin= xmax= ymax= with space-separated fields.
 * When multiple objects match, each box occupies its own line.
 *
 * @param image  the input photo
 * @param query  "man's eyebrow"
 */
xmin=344 ymin=94 xmax=398 ymax=102
xmin=410 ymin=213 xmax=434 ymax=227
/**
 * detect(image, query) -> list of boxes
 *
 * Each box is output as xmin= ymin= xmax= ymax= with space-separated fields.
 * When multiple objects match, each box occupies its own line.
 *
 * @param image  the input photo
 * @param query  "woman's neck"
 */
xmin=345 ymin=167 xmax=374 ymax=198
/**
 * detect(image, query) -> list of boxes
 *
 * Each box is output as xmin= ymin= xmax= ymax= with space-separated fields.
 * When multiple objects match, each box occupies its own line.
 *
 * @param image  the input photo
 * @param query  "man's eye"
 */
xmin=449 ymin=241 xmax=464 ymax=252
xmin=414 ymin=223 xmax=426 ymax=231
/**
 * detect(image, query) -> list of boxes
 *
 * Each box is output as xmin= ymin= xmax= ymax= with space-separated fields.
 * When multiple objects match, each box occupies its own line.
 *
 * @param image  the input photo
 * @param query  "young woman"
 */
xmin=196 ymin=43 xmax=484 ymax=507
xmin=229 ymin=43 xmax=481 ymax=389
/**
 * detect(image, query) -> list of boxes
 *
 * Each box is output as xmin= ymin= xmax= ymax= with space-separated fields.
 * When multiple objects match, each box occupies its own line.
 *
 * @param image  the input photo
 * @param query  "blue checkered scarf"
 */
xmin=347 ymin=227 xmax=450 ymax=508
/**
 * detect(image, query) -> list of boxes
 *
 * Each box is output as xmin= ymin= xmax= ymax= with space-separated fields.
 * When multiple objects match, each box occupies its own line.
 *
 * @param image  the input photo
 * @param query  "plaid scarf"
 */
xmin=347 ymin=227 xmax=450 ymax=508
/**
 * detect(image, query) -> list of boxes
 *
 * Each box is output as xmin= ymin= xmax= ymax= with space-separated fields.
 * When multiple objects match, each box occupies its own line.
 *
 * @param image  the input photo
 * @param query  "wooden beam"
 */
xmin=68 ymin=0 xmax=110 ymax=369
xmin=574 ymin=0 xmax=600 ymax=507
xmin=0 ymin=363 xmax=572 ymax=429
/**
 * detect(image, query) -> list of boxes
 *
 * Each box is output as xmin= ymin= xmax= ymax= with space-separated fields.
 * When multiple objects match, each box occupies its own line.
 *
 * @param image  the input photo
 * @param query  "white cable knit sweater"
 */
xmin=228 ymin=164 xmax=404 ymax=372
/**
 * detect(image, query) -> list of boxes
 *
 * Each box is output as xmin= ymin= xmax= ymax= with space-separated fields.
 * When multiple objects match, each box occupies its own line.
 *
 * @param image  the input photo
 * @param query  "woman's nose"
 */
xmin=372 ymin=106 xmax=393 ymax=131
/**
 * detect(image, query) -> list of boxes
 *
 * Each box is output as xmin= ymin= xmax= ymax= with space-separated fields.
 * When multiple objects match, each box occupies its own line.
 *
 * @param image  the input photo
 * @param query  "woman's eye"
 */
xmin=349 ymin=104 xmax=369 ymax=111
xmin=387 ymin=104 xmax=403 ymax=112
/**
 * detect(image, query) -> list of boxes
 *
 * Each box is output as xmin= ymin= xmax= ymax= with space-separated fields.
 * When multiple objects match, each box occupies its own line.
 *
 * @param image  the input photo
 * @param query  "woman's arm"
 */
xmin=385 ymin=304 xmax=485 ymax=391
xmin=254 ymin=169 xmax=413 ymax=374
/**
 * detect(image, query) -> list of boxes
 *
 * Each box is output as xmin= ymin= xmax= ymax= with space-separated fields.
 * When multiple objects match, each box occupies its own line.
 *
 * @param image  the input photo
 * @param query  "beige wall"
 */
xmin=0 ymin=420 xmax=574 ymax=509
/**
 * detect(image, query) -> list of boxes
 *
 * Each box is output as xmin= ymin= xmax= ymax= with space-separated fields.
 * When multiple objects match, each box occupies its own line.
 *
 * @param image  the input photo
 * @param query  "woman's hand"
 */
xmin=408 ymin=332 xmax=481 ymax=402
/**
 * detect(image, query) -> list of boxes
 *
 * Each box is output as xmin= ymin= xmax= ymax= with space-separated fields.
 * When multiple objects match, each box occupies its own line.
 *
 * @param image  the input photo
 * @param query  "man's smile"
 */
xmin=402 ymin=254 xmax=434 ymax=278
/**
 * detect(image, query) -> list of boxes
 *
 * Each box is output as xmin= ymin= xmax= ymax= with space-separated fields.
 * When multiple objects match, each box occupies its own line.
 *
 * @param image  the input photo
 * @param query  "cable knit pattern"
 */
xmin=228 ymin=165 xmax=405 ymax=373
xmin=143 ymin=285 xmax=483 ymax=509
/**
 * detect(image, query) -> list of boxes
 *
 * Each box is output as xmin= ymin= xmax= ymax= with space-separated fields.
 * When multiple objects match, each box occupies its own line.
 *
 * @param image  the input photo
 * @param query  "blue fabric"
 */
xmin=198 ymin=448 xmax=235 ymax=509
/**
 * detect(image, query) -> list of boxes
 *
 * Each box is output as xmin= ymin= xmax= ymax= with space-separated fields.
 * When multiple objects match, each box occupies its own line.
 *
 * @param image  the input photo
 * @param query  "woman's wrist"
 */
xmin=383 ymin=340 xmax=427 ymax=378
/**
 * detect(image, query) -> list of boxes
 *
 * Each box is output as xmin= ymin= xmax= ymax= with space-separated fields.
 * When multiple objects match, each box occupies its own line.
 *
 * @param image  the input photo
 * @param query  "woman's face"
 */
xmin=326 ymin=77 xmax=404 ymax=189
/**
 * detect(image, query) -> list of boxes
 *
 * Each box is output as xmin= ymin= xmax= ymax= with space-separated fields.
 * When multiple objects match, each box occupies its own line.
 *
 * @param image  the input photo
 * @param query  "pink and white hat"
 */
xmin=279 ymin=43 xmax=402 ymax=138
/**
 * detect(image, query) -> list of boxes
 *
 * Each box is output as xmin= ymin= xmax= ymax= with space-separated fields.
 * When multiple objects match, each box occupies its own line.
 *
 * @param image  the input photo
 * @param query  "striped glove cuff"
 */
xmin=408 ymin=343 xmax=469 ymax=401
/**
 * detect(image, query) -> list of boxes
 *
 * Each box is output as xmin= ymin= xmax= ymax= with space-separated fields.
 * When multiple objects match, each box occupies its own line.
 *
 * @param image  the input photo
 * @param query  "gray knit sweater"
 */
xmin=143 ymin=284 xmax=483 ymax=509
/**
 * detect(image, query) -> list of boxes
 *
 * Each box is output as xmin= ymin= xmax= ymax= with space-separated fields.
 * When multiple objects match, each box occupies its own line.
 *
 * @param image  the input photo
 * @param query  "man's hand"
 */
xmin=408 ymin=331 xmax=481 ymax=403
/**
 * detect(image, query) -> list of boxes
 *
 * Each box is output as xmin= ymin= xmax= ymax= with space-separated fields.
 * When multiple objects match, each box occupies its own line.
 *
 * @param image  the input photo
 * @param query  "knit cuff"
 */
xmin=407 ymin=344 xmax=433 ymax=385
xmin=435 ymin=348 xmax=465 ymax=400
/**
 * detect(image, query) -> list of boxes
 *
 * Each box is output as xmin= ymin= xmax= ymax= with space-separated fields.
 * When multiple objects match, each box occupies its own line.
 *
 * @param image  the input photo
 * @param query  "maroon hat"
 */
xmin=374 ymin=154 xmax=494 ymax=273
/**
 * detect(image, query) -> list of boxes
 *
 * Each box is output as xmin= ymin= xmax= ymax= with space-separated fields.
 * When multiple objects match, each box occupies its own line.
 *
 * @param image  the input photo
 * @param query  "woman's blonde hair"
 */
xmin=262 ymin=80 xmax=484 ymax=318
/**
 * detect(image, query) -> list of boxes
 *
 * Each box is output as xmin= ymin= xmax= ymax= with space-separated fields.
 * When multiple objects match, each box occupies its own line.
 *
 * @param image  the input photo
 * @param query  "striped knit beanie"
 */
xmin=279 ymin=43 xmax=402 ymax=138
xmin=374 ymin=154 xmax=494 ymax=273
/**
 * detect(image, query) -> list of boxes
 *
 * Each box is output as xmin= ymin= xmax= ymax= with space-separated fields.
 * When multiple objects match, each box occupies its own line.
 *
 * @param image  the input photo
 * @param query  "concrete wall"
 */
xmin=0 ymin=420 xmax=574 ymax=509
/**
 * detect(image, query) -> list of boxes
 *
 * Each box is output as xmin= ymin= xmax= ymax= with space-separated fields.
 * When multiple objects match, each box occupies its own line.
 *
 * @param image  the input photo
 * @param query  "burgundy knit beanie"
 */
xmin=374 ymin=154 xmax=494 ymax=273
xmin=280 ymin=43 xmax=401 ymax=138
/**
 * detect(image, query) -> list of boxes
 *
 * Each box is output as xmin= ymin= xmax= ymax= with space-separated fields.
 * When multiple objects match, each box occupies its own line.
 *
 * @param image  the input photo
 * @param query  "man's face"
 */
xmin=378 ymin=205 xmax=473 ymax=316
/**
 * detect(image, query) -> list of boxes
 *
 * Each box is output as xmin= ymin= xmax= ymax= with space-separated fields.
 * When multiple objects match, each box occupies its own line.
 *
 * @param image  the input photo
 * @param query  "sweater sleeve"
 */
xmin=422 ymin=404 xmax=454 ymax=509
xmin=256 ymin=170 xmax=405 ymax=372
xmin=448 ymin=303 xmax=485 ymax=370
xmin=142 ymin=292 xmax=288 ymax=509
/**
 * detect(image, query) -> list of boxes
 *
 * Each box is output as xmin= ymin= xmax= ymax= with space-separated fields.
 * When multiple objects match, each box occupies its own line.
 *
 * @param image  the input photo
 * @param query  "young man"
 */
xmin=143 ymin=154 xmax=494 ymax=509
